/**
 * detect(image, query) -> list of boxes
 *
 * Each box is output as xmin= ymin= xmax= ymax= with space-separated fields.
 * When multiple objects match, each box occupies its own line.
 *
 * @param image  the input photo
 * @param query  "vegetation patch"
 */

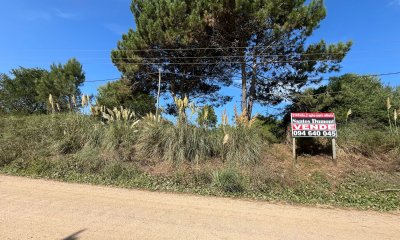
xmin=1 ymin=114 xmax=399 ymax=211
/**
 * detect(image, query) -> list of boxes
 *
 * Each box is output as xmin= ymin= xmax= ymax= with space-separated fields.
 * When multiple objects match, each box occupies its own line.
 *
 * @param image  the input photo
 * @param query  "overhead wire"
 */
xmin=108 ymin=52 xmax=348 ymax=60
xmin=82 ymin=70 xmax=400 ymax=102
xmin=83 ymin=71 xmax=400 ymax=83
xmin=1 ymin=44 xmax=303 ymax=52
xmin=83 ymin=72 xmax=400 ymax=102
xmin=13 ymin=41 xmax=400 ymax=53
xmin=84 ymin=79 xmax=118 ymax=83
xmin=87 ymin=59 xmax=343 ymax=65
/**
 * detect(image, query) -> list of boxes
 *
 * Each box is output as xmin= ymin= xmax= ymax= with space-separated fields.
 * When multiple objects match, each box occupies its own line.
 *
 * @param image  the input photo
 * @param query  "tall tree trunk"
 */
xmin=241 ymin=51 xmax=247 ymax=112
xmin=170 ymin=74 xmax=177 ymax=100
xmin=247 ymin=49 xmax=258 ymax=120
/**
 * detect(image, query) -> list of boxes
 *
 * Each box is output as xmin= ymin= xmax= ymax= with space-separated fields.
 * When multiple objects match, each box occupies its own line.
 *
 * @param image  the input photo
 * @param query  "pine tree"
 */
xmin=207 ymin=0 xmax=352 ymax=119
xmin=36 ymin=58 xmax=85 ymax=111
xmin=112 ymin=0 xmax=351 ymax=117
xmin=111 ymin=0 xmax=233 ymax=114
xmin=0 ymin=67 xmax=48 ymax=113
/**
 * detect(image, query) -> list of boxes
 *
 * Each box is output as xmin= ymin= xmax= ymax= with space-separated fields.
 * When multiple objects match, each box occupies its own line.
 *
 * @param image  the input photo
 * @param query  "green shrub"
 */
xmin=136 ymin=121 xmax=263 ymax=164
xmin=212 ymin=168 xmax=246 ymax=193
xmin=338 ymin=123 xmax=399 ymax=156
xmin=193 ymin=170 xmax=213 ymax=185
xmin=222 ymin=126 xmax=263 ymax=163
xmin=0 ymin=140 xmax=23 ymax=166
xmin=51 ymin=114 xmax=98 ymax=154
xmin=27 ymin=158 xmax=56 ymax=176
xmin=334 ymin=173 xmax=400 ymax=211
xmin=0 ymin=113 xmax=138 ymax=166
xmin=99 ymin=122 xmax=138 ymax=161
xmin=102 ymin=162 xmax=125 ymax=181
xmin=137 ymin=122 xmax=220 ymax=163
xmin=250 ymin=115 xmax=283 ymax=143
xmin=0 ymin=114 xmax=61 ymax=165
xmin=1 ymin=114 xmax=400 ymax=211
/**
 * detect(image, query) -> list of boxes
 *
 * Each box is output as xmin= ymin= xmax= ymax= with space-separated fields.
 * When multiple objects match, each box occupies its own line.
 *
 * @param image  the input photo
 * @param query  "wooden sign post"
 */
xmin=332 ymin=138 xmax=337 ymax=164
xmin=290 ymin=113 xmax=337 ymax=166
xmin=292 ymin=138 xmax=297 ymax=167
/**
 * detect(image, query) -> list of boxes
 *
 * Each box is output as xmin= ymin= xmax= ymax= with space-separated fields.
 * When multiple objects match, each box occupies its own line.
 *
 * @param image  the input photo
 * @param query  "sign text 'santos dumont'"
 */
xmin=291 ymin=113 xmax=337 ymax=138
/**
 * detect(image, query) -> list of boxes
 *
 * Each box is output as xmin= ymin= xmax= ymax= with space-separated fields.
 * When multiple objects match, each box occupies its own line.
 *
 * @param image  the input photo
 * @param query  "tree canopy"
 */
xmin=0 ymin=67 xmax=48 ymax=114
xmin=287 ymin=74 xmax=396 ymax=127
xmin=207 ymin=0 xmax=352 ymax=119
xmin=96 ymin=79 xmax=156 ymax=116
xmin=112 ymin=0 xmax=351 ymax=118
xmin=37 ymin=58 xmax=85 ymax=111
xmin=111 ymin=0 xmax=234 ymax=114
xmin=0 ymin=58 xmax=86 ymax=114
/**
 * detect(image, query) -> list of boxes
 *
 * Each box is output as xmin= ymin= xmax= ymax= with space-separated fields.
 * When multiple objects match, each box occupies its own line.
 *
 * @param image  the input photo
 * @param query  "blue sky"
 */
xmin=1 ymin=0 xmax=400 ymax=118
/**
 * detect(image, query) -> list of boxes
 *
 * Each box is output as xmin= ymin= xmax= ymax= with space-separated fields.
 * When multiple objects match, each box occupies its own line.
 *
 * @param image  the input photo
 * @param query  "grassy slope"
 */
xmin=0 ymin=114 xmax=399 ymax=211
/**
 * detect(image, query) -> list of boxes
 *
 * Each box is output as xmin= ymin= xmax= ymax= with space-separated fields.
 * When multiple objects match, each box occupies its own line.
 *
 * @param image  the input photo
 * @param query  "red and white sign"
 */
xmin=291 ymin=113 xmax=337 ymax=138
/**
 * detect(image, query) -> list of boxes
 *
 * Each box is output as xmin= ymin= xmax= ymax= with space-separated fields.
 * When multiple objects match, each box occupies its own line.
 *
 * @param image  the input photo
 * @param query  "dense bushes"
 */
xmin=0 ymin=114 xmax=137 ymax=165
xmin=337 ymin=123 xmax=400 ymax=156
xmin=284 ymin=74 xmax=400 ymax=160
xmin=212 ymin=168 xmax=246 ymax=193
xmin=136 ymin=122 xmax=219 ymax=163
xmin=0 ymin=113 xmax=265 ymax=166
xmin=1 ymin=113 xmax=399 ymax=211
xmin=137 ymin=123 xmax=263 ymax=164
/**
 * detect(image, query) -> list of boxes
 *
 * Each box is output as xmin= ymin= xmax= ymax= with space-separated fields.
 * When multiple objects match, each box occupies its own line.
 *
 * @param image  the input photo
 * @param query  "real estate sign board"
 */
xmin=291 ymin=113 xmax=337 ymax=138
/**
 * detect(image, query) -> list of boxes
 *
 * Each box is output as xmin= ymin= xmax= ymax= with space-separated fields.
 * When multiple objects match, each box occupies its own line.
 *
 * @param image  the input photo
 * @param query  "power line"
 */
xmin=81 ymin=71 xmax=399 ymax=101
xmin=160 ymin=71 xmax=321 ymax=83
xmin=4 ymin=45 xmax=400 ymax=55
xmin=84 ymin=77 xmax=120 ymax=83
xmin=0 ymin=56 xmax=361 ymax=66
xmin=8 ymin=47 xmax=399 ymax=53
xmin=374 ymin=71 xmax=400 ymax=77
xmin=111 ymin=44 xmax=298 ymax=51
xmin=2 ymin=44 xmax=299 ymax=52
xmin=109 ymin=52 xmax=348 ymax=60
xmin=93 ymin=59 xmax=342 ymax=66
xmin=3 ymin=49 xmax=398 ymax=63
xmin=82 ymin=70 xmax=400 ymax=84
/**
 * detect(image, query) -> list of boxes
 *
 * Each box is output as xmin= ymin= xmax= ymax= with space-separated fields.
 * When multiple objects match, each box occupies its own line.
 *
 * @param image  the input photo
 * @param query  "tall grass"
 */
xmin=221 ymin=126 xmax=263 ymax=163
xmin=1 ymin=113 xmax=399 ymax=211
xmin=212 ymin=168 xmax=246 ymax=193
xmin=0 ymin=113 xmax=139 ymax=166
xmin=136 ymin=122 xmax=263 ymax=164
xmin=338 ymin=122 xmax=400 ymax=156
xmin=134 ymin=99 xmax=264 ymax=164
xmin=136 ymin=122 xmax=219 ymax=163
xmin=0 ymin=111 xmax=265 ymax=167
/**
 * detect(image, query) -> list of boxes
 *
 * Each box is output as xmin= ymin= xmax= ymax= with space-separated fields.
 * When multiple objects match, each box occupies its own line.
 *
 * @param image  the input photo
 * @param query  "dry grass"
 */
xmin=256 ymin=143 xmax=399 ymax=185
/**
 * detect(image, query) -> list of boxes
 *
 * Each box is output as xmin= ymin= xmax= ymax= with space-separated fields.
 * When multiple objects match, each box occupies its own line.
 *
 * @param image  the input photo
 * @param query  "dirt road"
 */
xmin=0 ymin=175 xmax=399 ymax=240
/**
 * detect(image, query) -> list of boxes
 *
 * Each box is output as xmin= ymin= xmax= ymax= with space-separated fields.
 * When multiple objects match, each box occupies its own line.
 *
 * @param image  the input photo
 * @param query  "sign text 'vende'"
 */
xmin=291 ymin=113 xmax=337 ymax=138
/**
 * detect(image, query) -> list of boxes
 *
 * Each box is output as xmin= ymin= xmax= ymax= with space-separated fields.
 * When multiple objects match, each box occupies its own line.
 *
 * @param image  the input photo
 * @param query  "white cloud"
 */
xmin=21 ymin=8 xmax=78 ymax=21
xmin=389 ymin=0 xmax=400 ymax=6
xmin=104 ymin=23 xmax=128 ymax=36
xmin=53 ymin=8 xmax=77 ymax=19
xmin=22 ymin=11 xmax=52 ymax=21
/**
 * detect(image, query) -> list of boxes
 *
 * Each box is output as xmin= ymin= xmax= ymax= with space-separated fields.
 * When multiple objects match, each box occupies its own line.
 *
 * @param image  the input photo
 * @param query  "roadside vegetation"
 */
xmin=1 ymin=0 xmax=399 ymax=211
xmin=1 ymin=75 xmax=399 ymax=211
xmin=0 ymin=111 xmax=399 ymax=211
